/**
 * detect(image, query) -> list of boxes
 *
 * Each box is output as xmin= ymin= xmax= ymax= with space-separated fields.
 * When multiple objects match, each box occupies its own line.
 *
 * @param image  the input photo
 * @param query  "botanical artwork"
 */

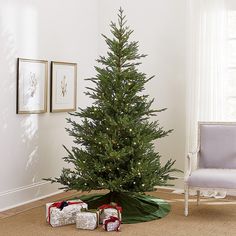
xmin=55 ymin=71 xmax=70 ymax=104
xmin=29 ymin=72 xmax=38 ymax=97
xmin=17 ymin=58 xmax=48 ymax=114
xmin=61 ymin=76 xmax=68 ymax=97
xmin=50 ymin=62 xmax=77 ymax=112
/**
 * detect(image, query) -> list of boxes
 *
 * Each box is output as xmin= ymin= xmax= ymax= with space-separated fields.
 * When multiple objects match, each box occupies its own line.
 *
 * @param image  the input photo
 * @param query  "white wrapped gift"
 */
xmin=103 ymin=216 xmax=121 ymax=232
xmin=76 ymin=211 xmax=99 ymax=230
xmin=46 ymin=199 xmax=88 ymax=227
xmin=99 ymin=203 xmax=122 ymax=224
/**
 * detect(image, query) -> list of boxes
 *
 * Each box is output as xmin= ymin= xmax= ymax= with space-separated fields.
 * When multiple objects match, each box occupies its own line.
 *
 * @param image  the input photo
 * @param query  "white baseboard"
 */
xmin=157 ymin=186 xmax=236 ymax=196
xmin=157 ymin=185 xmax=183 ymax=191
xmin=0 ymin=181 xmax=62 ymax=212
xmin=1 ymin=179 xmax=235 ymax=212
xmin=165 ymin=175 xmax=236 ymax=196
xmin=227 ymin=190 xmax=236 ymax=196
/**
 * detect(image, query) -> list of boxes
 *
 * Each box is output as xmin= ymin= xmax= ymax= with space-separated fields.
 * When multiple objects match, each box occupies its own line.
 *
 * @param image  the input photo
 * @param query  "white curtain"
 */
xmin=186 ymin=0 xmax=227 ymax=152
xmin=186 ymin=0 xmax=227 ymax=198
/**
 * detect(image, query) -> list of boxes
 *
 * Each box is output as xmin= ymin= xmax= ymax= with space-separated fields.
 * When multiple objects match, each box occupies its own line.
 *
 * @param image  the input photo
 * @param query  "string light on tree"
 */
xmin=45 ymin=8 xmax=180 ymax=223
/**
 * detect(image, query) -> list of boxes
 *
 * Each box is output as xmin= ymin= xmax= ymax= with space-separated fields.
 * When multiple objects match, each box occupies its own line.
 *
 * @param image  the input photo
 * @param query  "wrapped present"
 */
xmin=76 ymin=209 xmax=99 ymax=230
xmin=46 ymin=200 xmax=87 ymax=227
xmin=98 ymin=202 xmax=122 ymax=224
xmin=103 ymin=216 xmax=121 ymax=232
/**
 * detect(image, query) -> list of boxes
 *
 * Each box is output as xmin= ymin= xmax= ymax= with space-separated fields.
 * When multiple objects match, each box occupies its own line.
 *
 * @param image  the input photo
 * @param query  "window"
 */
xmin=226 ymin=10 xmax=236 ymax=119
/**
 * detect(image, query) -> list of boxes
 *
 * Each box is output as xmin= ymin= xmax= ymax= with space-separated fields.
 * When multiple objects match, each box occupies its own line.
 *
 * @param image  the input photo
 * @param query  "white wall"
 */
xmin=98 ymin=0 xmax=187 ymax=186
xmin=0 ymin=0 xmax=187 ymax=210
xmin=0 ymin=0 xmax=99 ymax=211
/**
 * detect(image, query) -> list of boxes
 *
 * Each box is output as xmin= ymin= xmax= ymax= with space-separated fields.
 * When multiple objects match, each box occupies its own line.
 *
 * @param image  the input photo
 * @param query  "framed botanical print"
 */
xmin=50 ymin=61 xmax=77 ymax=112
xmin=17 ymin=58 xmax=48 ymax=114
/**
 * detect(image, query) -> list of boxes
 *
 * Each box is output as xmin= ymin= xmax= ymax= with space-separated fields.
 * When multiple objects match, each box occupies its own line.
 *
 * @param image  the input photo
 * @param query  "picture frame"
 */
xmin=50 ymin=61 xmax=77 ymax=112
xmin=17 ymin=58 xmax=48 ymax=114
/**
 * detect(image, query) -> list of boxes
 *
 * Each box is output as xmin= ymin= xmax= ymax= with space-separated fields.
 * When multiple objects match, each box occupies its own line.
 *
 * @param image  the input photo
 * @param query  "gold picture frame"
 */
xmin=50 ymin=61 xmax=77 ymax=112
xmin=17 ymin=58 xmax=48 ymax=114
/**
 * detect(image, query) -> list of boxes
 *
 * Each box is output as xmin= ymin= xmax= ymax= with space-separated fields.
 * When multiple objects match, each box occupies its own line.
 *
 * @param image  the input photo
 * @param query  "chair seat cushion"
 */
xmin=187 ymin=169 xmax=236 ymax=189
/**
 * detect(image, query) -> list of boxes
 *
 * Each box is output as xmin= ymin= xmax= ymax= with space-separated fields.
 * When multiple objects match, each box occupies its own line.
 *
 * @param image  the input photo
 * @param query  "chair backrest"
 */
xmin=198 ymin=122 xmax=236 ymax=169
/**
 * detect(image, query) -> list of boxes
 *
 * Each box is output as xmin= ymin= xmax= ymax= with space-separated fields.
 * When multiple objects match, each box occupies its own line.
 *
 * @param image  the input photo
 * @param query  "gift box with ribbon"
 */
xmin=46 ymin=200 xmax=87 ymax=227
xmin=98 ymin=202 xmax=122 ymax=224
xmin=76 ymin=208 xmax=99 ymax=230
xmin=103 ymin=216 xmax=121 ymax=232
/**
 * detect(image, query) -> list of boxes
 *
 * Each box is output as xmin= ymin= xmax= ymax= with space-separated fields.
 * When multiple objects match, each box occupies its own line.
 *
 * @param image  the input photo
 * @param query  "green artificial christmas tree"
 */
xmin=46 ymin=8 xmax=180 ymax=223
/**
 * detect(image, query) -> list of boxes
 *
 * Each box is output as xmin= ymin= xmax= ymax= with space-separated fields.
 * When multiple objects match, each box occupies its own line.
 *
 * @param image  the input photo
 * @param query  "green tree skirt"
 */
xmin=78 ymin=192 xmax=170 ymax=224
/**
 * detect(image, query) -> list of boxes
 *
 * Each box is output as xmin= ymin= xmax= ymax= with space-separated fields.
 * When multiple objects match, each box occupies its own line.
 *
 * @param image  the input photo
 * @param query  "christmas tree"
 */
xmin=46 ymin=8 xmax=180 ymax=223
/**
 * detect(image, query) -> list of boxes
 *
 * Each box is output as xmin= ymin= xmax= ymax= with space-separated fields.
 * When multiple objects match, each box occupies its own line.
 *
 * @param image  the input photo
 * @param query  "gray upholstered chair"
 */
xmin=184 ymin=122 xmax=236 ymax=216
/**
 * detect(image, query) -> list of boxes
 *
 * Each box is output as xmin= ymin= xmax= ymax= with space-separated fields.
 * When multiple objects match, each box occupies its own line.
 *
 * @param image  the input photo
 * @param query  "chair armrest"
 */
xmin=188 ymin=147 xmax=200 ymax=156
xmin=185 ymin=148 xmax=200 ymax=181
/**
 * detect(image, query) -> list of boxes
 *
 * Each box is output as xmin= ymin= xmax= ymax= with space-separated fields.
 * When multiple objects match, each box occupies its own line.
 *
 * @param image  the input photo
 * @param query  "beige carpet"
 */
xmin=0 ymin=190 xmax=236 ymax=236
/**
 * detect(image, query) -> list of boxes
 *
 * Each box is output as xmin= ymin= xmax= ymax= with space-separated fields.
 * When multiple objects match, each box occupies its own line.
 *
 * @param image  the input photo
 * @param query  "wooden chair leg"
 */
xmin=197 ymin=190 xmax=200 ymax=206
xmin=185 ymin=185 xmax=189 ymax=216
